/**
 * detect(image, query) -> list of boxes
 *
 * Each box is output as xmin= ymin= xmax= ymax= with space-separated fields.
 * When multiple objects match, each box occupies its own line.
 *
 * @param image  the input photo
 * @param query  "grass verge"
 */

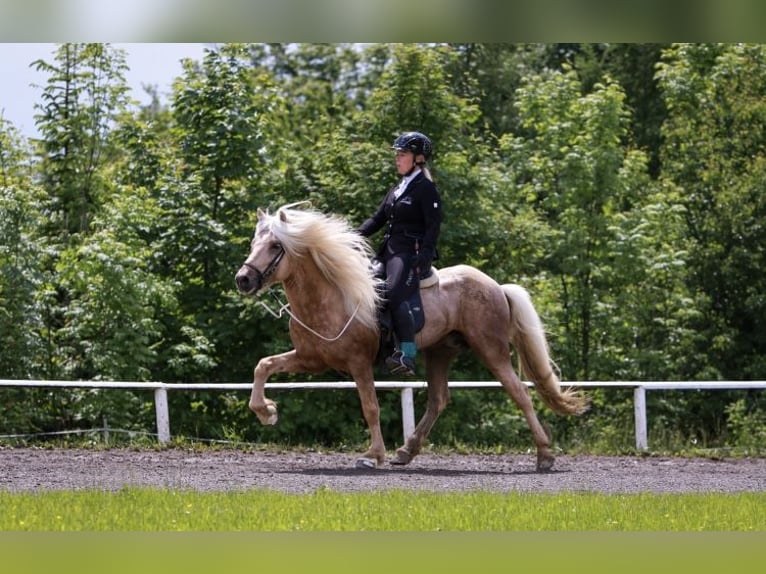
xmin=0 ymin=488 xmax=763 ymax=531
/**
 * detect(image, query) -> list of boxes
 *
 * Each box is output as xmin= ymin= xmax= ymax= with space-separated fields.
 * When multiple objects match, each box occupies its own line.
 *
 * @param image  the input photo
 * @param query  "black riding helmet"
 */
xmin=392 ymin=131 xmax=432 ymax=163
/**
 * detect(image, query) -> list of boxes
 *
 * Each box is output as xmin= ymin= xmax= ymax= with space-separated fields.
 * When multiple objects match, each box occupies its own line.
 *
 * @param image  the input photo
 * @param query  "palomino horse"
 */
xmin=235 ymin=204 xmax=588 ymax=471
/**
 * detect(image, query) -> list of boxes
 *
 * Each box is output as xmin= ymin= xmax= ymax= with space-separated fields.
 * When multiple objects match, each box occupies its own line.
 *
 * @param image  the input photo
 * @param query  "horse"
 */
xmin=234 ymin=204 xmax=589 ymax=472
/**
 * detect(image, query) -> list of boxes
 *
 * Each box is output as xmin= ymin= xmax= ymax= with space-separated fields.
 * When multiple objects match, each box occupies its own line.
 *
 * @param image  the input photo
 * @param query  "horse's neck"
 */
xmin=283 ymin=261 xmax=341 ymax=316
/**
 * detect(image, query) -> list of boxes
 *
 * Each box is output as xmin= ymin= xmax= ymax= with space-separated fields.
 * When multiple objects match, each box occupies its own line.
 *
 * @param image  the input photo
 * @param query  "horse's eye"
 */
xmin=271 ymin=241 xmax=283 ymax=251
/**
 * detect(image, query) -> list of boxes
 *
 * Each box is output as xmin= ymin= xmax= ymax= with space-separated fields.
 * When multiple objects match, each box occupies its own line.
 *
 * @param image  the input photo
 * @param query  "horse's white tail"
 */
xmin=502 ymin=284 xmax=589 ymax=415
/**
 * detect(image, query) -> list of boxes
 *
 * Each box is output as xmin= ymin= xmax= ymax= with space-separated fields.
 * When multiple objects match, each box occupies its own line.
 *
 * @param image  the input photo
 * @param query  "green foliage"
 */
xmin=173 ymin=44 xmax=271 ymax=188
xmin=725 ymin=397 xmax=766 ymax=452
xmin=500 ymin=67 xmax=671 ymax=381
xmin=658 ymin=43 xmax=766 ymax=380
xmin=363 ymin=44 xmax=480 ymax=145
xmin=33 ymin=43 xmax=131 ymax=236
xmin=0 ymin=121 xmax=45 ymax=379
xmin=54 ymin=187 xmax=174 ymax=381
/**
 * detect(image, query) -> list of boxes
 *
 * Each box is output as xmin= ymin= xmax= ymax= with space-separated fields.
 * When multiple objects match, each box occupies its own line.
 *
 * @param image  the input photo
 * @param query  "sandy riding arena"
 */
xmin=1 ymin=448 xmax=764 ymax=494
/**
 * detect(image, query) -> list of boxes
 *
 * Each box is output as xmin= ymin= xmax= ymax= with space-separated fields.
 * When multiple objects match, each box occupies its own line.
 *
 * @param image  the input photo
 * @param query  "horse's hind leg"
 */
xmin=471 ymin=340 xmax=555 ymax=472
xmin=390 ymin=343 xmax=458 ymax=465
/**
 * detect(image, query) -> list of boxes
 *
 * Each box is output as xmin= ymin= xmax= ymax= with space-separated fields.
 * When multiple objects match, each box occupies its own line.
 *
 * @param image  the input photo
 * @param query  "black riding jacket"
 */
xmin=358 ymin=171 xmax=442 ymax=263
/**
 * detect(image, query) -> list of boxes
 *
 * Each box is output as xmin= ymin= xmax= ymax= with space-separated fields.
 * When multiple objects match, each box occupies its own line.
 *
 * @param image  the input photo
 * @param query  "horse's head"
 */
xmin=235 ymin=208 xmax=291 ymax=296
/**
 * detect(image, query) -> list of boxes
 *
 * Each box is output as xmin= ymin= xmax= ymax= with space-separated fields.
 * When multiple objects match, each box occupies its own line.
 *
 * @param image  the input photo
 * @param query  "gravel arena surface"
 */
xmin=0 ymin=448 xmax=764 ymax=493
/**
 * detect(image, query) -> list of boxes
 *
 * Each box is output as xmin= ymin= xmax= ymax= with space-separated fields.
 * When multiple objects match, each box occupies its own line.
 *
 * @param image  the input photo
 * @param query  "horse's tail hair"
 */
xmin=501 ymin=283 xmax=589 ymax=416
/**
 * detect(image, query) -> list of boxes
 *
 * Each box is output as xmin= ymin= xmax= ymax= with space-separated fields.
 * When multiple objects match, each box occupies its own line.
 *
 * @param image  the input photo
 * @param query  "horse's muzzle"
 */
xmin=235 ymin=267 xmax=262 ymax=295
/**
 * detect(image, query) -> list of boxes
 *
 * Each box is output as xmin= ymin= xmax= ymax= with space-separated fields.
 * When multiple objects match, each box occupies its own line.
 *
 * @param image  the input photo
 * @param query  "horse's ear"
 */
xmin=279 ymin=209 xmax=289 ymax=223
xmin=257 ymin=207 xmax=266 ymax=220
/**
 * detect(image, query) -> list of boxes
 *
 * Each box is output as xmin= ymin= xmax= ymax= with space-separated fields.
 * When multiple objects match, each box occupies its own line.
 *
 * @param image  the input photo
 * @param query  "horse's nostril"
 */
xmin=235 ymin=274 xmax=249 ymax=289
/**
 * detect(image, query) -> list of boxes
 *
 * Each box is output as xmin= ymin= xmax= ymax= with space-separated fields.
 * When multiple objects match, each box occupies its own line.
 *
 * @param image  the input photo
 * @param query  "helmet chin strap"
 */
xmin=404 ymin=158 xmax=420 ymax=177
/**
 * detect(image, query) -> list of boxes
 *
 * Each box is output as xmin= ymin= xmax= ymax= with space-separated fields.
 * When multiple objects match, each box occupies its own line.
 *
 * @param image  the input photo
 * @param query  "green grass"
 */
xmin=1 ymin=488 xmax=763 ymax=531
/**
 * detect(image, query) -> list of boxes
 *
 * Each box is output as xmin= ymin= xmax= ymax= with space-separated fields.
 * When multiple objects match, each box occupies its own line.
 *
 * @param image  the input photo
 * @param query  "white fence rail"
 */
xmin=1 ymin=379 xmax=764 ymax=450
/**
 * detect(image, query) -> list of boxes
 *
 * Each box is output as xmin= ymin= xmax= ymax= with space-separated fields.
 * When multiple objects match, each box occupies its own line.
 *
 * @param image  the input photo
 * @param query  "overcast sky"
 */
xmin=0 ymin=43 xmax=207 ymax=138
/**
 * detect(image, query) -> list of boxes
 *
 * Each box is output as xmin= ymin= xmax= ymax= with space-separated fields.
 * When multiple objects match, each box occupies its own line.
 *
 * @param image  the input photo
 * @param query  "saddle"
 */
xmin=372 ymin=259 xmax=439 ymax=365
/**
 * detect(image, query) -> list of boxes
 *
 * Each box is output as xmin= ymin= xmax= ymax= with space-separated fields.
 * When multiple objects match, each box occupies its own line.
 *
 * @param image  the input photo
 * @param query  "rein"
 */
xmin=258 ymin=289 xmax=361 ymax=343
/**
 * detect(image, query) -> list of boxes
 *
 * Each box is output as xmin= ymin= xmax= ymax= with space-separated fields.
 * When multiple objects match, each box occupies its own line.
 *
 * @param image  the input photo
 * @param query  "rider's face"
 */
xmin=395 ymin=150 xmax=415 ymax=175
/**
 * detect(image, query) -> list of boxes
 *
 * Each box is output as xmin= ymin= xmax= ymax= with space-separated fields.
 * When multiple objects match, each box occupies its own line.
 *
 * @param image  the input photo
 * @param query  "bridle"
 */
xmin=243 ymin=243 xmax=285 ymax=288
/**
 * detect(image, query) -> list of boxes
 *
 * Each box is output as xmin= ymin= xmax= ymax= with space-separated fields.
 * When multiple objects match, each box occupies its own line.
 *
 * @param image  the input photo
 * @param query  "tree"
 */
xmin=0 ymin=118 xmax=44 ymax=378
xmin=658 ymin=43 xmax=766 ymax=380
xmin=0 ymin=118 xmax=59 ymax=434
xmin=29 ymin=43 xmax=133 ymax=380
xmin=500 ymin=67 xmax=663 ymax=381
xmin=33 ymin=43 xmax=131 ymax=237
xmin=54 ymin=186 xmax=174 ymax=381
xmin=585 ymin=44 xmax=668 ymax=177
xmin=147 ymin=43 xmax=287 ymax=386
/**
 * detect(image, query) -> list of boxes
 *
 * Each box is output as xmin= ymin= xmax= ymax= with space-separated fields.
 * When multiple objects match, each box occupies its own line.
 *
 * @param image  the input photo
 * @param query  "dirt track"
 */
xmin=1 ymin=448 xmax=764 ymax=494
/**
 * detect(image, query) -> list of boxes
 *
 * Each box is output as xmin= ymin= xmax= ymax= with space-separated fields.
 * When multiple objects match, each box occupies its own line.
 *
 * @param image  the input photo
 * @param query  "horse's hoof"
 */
xmin=256 ymin=409 xmax=278 ymax=425
xmin=536 ymin=454 xmax=555 ymax=473
xmin=389 ymin=448 xmax=413 ymax=466
xmin=355 ymin=457 xmax=378 ymax=469
xmin=251 ymin=402 xmax=279 ymax=426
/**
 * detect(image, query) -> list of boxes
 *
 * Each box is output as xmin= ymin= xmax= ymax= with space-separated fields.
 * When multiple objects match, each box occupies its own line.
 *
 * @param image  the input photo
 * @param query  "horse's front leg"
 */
xmin=249 ymin=350 xmax=303 ymax=425
xmin=351 ymin=366 xmax=386 ymax=469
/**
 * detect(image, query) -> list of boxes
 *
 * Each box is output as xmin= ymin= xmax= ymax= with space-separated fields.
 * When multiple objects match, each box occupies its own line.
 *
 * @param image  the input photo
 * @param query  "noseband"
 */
xmin=243 ymin=245 xmax=285 ymax=286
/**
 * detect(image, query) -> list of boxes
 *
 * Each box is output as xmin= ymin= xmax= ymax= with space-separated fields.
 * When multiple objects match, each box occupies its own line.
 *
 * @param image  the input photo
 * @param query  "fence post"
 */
xmin=634 ymin=386 xmax=648 ymax=451
xmin=154 ymin=386 xmax=171 ymax=444
xmin=401 ymin=388 xmax=415 ymax=443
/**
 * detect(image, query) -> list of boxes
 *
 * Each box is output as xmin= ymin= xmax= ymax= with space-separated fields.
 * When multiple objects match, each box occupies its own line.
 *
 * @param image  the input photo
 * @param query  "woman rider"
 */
xmin=357 ymin=131 xmax=442 ymax=376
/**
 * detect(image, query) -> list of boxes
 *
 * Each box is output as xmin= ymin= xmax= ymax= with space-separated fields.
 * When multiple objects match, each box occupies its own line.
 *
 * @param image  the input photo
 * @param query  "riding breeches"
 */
xmin=383 ymin=252 xmax=418 ymax=342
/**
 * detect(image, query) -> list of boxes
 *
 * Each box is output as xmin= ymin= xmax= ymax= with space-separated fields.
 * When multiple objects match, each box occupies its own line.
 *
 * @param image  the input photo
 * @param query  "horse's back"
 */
xmin=431 ymin=264 xmax=502 ymax=292
xmin=419 ymin=264 xmax=509 ymax=344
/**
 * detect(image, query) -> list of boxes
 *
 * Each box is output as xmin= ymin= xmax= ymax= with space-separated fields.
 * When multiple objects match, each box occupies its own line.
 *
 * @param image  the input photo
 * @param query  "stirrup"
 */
xmin=385 ymin=350 xmax=416 ymax=377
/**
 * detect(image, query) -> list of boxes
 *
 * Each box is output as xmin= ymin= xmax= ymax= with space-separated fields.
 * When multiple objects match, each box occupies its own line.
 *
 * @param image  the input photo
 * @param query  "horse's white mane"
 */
xmin=258 ymin=205 xmax=381 ymax=329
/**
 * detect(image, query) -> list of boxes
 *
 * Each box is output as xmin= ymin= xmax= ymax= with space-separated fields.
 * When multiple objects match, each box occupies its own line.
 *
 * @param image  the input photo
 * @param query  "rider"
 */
xmin=357 ymin=131 xmax=442 ymax=377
